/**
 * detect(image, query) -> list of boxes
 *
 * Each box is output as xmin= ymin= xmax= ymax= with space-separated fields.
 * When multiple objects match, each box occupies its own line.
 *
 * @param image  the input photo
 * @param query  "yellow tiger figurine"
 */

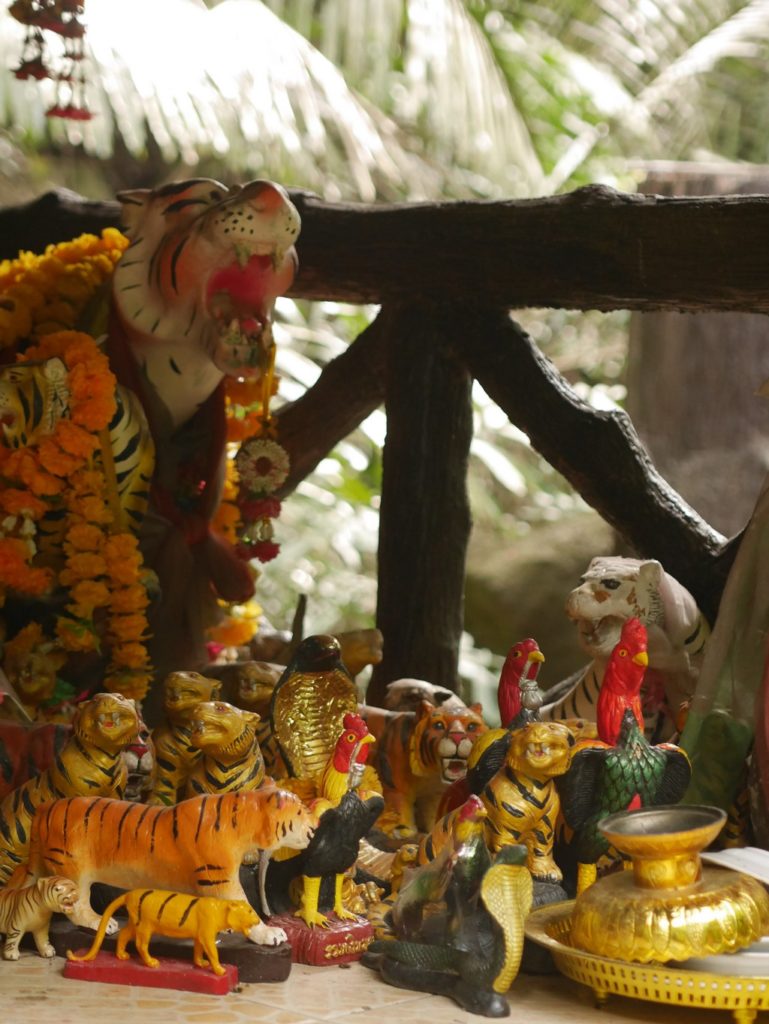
xmin=67 ymin=888 xmax=259 ymax=975
xmin=0 ymin=875 xmax=78 ymax=960
xmin=364 ymin=700 xmax=488 ymax=837
xmin=149 ymin=671 xmax=222 ymax=805
xmin=419 ymin=721 xmax=575 ymax=882
xmin=9 ymin=788 xmax=317 ymax=946
xmin=0 ymin=692 xmax=140 ymax=884
xmin=186 ymin=701 xmax=265 ymax=796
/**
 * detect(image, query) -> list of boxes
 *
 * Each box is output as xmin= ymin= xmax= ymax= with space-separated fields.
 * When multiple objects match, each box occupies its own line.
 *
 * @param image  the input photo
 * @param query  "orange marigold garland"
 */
xmin=102 ymin=533 xmax=152 ymax=699
xmin=0 ymin=229 xmax=129 ymax=351
xmin=0 ymin=326 xmax=153 ymax=700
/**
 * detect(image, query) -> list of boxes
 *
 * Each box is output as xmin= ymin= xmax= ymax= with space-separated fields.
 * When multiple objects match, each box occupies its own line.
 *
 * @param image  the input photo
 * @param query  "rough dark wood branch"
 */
xmin=5 ymin=186 xmax=769 ymax=313
xmin=460 ymin=308 xmax=734 ymax=620
xmin=275 ymin=313 xmax=387 ymax=495
xmin=368 ymin=302 xmax=474 ymax=704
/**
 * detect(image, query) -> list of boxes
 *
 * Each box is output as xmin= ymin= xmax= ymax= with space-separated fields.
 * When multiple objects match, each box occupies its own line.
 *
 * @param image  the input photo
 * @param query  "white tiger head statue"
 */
xmin=566 ymin=556 xmax=708 ymax=672
xmin=113 ymin=178 xmax=300 ymax=379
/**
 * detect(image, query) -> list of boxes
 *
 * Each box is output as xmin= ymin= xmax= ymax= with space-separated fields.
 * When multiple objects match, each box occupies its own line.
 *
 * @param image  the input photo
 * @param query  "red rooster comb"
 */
xmin=332 ymin=713 xmax=374 ymax=772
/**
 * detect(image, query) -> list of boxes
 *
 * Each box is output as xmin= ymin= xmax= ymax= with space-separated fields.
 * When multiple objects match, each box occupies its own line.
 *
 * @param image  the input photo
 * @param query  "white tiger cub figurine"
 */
xmin=542 ymin=556 xmax=709 ymax=736
xmin=0 ymin=876 xmax=78 ymax=960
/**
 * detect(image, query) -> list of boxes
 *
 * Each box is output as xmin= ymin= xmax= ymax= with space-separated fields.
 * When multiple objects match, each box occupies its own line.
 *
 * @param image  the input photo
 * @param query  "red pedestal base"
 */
xmin=271 ymin=913 xmax=374 ymax=966
xmin=63 ymin=950 xmax=239 ymax=994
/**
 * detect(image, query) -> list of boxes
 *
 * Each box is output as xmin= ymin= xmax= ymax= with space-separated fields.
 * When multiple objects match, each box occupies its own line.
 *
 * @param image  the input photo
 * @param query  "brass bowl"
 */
xmin=599 ymin=804 xmax=726 ymax=889
xmin=571 ymin=805 xmax=769 ymax=963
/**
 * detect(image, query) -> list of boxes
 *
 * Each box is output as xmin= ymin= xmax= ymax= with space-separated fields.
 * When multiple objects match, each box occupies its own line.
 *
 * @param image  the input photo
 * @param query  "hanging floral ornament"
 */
xmin=8 ymin=0 xmax=92 ymax=120
xmin=234 ymin=435 xmax=289 ymax=563
xmin=12 ymin=25 xmax=50 ymax=80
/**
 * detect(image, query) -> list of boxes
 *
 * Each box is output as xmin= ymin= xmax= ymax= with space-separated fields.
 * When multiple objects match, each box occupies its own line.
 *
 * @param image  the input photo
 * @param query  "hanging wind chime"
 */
xmin=9 ymin=0 xmax=92 ymax=120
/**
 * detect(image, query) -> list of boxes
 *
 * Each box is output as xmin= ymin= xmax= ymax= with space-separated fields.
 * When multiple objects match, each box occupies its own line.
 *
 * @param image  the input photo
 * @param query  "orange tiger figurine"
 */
xmin=8 ymin=789 xmax=318 ymax=946
xmin=364 ymin=700 xmax=488 ymax=838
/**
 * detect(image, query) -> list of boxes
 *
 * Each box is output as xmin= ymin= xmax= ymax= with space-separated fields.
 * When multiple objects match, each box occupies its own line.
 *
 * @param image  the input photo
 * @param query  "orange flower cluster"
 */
xmin=207 ymin=598 xmax=261 ymax=648
xmin=0 ymin=229 xmax=128 ymax=350
xmin=57 ymin=466 xmax=113 ymax=652
xmin=224 ymin=375 xmax=267 ymax=444
xmin=103 ymin=533 xmax=152 ymax=699
xmin=0 ymin=327 xmax=153 ymax=700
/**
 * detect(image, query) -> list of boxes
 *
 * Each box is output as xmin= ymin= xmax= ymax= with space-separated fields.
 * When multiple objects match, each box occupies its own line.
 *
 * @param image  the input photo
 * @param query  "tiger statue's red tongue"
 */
xmin=206 ymin=253 xmax=292 ymax=323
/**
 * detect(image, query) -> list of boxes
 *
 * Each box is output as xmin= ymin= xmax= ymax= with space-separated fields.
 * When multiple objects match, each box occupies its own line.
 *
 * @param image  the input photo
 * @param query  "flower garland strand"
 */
xmin=0 ymin=228 xmax=129 ymax=351
xmin=0 ymin=328 xmax=153 ymax=700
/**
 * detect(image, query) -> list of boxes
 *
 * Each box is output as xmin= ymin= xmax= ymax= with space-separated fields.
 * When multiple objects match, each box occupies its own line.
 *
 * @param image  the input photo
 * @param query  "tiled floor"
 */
xmin=0 ymin=953 xmax=760 ymax=1024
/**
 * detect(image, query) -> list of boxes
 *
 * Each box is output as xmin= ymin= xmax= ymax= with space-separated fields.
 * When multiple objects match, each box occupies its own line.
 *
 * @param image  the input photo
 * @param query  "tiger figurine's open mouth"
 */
xmin=112 ymin=178 xmax=300 ymax=424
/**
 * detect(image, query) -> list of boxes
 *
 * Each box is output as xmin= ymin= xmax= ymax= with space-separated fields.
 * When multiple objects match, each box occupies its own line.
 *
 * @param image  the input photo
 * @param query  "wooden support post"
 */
xmin=368 ymin=304 xmax=473 ymax=704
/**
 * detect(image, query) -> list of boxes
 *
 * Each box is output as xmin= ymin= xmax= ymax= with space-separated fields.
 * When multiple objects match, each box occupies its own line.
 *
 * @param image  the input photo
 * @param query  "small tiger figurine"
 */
xmin=186 ymin=701 xmax=265 ymax=796
xmin=204 ymin=660 xmax=283 ymax=718
xmin=9 ymin=788 xmax=318 ymax=946
xmin=419 ymin=721 xmax=575 ymax=883
xmin=149 ymin=671 xmax=222 ymax=805
xmin=0 ymin=692 xmax=140 ymax=884
xmin=364 ymin=700 xmax=488 ymax=837
xmin=67 ymin=888 xmax=259 ymax=975
xmin=0 ymin=875 xmax=78 ymax=960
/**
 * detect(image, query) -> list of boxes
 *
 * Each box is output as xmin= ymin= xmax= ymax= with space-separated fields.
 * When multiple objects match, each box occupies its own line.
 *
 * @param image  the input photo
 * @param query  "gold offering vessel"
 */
xmin=570 ymin=804 xmax=769 ymax=963
xmin=526 ymin=901 xmax=769 ymax=1024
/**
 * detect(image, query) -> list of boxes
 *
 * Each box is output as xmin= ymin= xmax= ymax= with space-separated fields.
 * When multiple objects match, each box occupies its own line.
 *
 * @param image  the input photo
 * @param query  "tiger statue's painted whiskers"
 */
xmin=0 ymin=693 xmax=139 ymax=884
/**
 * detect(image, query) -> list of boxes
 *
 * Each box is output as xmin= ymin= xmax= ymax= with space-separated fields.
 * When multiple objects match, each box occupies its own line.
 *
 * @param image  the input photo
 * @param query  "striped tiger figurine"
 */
xmin=541 ymin=557 xmax=709 ymax=737
xmin=418 ymin=722 xmax=575 ymax=883
xmin=8 ymin=788 xmax=318 ymax=945
xmin=0 ymin=355 xmax=154 ymax=553
xmin=186 ymin=700 xmax=265 ymax=796
xmin=149 ymin=671 xmax=222 ymax=805
xmin=0 ymin=875 xmax=78 ymax=960
xmin=112 ymin=178 xmax=300 ymax=433
xmin=0 ymin=693 xmax=140 ymax=884
xmin=364 ymin=701 xmax=488 ymax=837
xmin=67 ymin=888 xmax=260 ymax=975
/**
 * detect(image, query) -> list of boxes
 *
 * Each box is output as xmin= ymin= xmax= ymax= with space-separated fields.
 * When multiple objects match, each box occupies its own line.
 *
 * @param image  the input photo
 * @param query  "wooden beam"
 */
xmin=275 ymin=312 xmax=387 ymax=495
xmin=461 ymin=309 xmax=735 ymax=621
xmin=4 ymin=185 xmax=769 ymax=313
xmin=368 ymin=303 xmax=473 ymax=701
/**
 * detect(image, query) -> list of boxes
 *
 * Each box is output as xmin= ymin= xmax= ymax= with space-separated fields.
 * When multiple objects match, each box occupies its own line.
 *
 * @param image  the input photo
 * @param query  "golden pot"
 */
xmin=570 ymin=805 xmax=769 ymax=963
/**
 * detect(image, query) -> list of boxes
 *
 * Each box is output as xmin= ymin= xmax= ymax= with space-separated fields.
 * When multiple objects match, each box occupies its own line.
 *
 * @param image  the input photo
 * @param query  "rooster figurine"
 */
xmin=558 ymin=619 xmax=691 ymax=894
xmin=266 ymin=712 xmax=384 ymax=928
xmin=595 ymin=616 xmax=647 ymax=744
xmin=437 ymin=639 xmax=545 ymax=817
